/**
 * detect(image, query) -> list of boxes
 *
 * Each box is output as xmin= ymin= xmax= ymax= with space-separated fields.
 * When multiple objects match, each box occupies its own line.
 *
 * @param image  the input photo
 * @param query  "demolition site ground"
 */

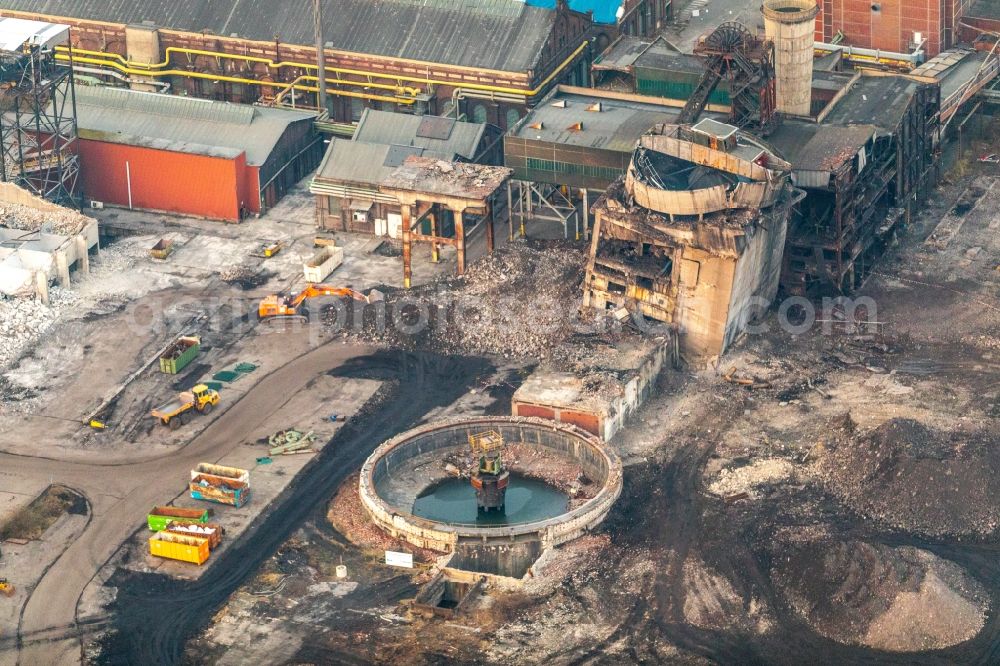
xmin=1 ymin=132 xmax=999 ymax=665
xmin=180 ymin=154 xmax=1000 ymax=664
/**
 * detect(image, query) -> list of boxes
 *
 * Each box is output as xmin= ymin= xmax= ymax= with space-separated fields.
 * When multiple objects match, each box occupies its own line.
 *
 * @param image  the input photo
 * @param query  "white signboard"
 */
xmin=385 ymin=550 xmax=414 ymax=569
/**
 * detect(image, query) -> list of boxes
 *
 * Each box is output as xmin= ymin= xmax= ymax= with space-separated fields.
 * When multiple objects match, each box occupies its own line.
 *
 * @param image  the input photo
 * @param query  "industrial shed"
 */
xmin=72 ymin=86 xmax=321 ymax=221
xmin=0 ymin=0 xmax=595 ymax=127
xmin=311 ymin=110 xmax=493 ymax=234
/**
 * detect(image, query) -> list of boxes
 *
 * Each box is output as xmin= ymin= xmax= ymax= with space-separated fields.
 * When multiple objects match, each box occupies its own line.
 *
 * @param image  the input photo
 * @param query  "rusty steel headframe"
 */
xmin=679 ymin=21 xmax=777 ymax=135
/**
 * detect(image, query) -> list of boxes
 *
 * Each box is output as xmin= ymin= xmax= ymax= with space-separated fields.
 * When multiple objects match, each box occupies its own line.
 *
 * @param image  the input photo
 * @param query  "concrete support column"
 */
xmin=486 ymin=202 xmax=495 ymax=253
xmin=124 ymin=25 xmax=163 ymax=92
xmin=454 ymin=209 xmax=466 ymax=275
xmin=401 ymin=204 xmax=413 ymax=289
xmin=506 ymin=181 xmax=514 ymax=241
xmin=429 ymin=210 xmax=439 ymax=263
xmin=581 ymin=188 xmax=590 ymax=241
xmin=34 ymin=271 xmax=48 ymax=305
xmin=55 ymin=250 xmax=70 ymax=288
xmin=75 ymin=235 xmax=90 ymax=274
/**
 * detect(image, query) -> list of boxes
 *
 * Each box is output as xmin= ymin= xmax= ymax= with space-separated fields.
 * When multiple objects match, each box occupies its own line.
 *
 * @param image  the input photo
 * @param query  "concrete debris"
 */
xmin=342 ymin=241 xmax=619 ymax=361
xmin=0 ymin=288 xmax=78 ymax=369
xmin=0 ymin=203 xmax=90 ymax=236
xmin=707 ymin=458 xmax=797 ymax=499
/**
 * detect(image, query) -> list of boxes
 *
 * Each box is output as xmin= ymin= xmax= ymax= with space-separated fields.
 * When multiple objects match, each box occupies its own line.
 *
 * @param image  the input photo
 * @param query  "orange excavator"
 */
xmin=257 ymin=283 xmax=381 ymax=322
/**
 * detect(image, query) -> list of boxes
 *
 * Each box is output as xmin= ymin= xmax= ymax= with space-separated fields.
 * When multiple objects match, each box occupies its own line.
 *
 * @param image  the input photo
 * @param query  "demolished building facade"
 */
xmin=583 ymin=119 xmax=798 ymax=362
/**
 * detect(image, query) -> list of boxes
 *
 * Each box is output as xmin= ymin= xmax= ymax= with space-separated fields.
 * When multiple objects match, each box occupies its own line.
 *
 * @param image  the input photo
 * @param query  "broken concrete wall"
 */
xmin=722 ymin=208 xmax=789 ymax=352
xmin=672 ymin=246 xmax=736 ymax=361
xmin=512 ymin=340 xmax=668 ymax=441
xmin=0 ymin=218 xmax=99 ymax=301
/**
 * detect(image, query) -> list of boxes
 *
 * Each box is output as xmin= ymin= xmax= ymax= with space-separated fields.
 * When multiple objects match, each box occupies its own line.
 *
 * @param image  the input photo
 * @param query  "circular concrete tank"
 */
xmin=763 ymin=0 xmax=820 ymax=117
xmin=358 ymin=417 xmax=623 ymax=553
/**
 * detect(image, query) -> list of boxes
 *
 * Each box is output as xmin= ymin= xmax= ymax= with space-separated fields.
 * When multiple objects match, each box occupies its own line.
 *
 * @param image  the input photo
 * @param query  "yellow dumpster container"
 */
xmin=149 ymin=531 xmax=210 ymax=565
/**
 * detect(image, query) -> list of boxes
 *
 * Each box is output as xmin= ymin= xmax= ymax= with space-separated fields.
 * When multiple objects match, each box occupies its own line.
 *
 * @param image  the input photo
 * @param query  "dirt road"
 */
xmin=98 ymin=351 xmax=491 ymax=663
xmin=0 ymin=339 xmax=401 ymax=665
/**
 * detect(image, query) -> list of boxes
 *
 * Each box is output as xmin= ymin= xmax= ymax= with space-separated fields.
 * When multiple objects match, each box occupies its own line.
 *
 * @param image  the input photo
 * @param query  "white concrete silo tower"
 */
xmin=762 ymin=0 xmax=820 ymax=117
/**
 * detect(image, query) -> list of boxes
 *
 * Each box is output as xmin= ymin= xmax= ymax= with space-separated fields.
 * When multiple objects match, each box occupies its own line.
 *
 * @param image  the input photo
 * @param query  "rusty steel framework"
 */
xmin=678 ymin=22 xmax=777 ymax=135
xmin=0 ymin=41 xmax=80 ymax=207
xmin=782 ymin=84 xmax=940 ymax=294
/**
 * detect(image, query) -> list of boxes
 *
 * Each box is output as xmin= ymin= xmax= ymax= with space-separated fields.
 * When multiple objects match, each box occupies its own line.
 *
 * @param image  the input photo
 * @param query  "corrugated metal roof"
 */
xmin=592 ymin=36 xmax=660 ymax=72
xmin=313 ymin=138 xmax=449 ymax=187
xmin=823 ymin=76 xmax=924 ymax=133
xmin=767 ymin=122 xmax=875 ymax=173
xmin=513 ymin=87 xmax=678 ymax=153
xmin=2 ymin=0 xmax=558 ymax=72
xmin=353 ymin=109 xmax=485 ymax=160
xmin=69 ymin=85 xmax=315 ymax=165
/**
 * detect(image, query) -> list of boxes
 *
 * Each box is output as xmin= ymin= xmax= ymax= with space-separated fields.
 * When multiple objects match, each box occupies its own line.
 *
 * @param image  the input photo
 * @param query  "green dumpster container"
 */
xmin=159 ymin=336 xmax=201 ymax=375
xmin=147 ymin=506 xmax=209 ymax=531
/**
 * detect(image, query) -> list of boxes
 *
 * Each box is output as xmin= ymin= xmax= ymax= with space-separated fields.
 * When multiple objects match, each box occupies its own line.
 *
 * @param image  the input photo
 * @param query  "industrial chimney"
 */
xmin=762 ymin=0 xmax=819 ymax=117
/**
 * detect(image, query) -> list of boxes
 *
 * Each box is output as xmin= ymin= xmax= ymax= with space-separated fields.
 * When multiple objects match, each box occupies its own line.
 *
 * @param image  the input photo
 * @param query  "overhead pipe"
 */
xmin=813 ymin=41 xmax=926 ymax=67
xmin=71 ymin=65 xmax=171 ymax=91
xmin=56 ymin=53 xmax=415 ymax=105
xmin=55 ymin=40 xmax=589 ymax=100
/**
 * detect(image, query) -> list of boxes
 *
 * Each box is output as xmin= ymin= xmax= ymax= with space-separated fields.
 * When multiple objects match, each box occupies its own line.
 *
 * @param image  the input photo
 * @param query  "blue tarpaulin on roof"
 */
xmin=524 ymin=0 xmax=624 ymax=24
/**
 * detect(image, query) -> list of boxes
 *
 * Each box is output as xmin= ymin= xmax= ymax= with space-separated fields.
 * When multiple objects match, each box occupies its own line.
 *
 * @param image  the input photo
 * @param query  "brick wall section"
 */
xmin=816 ymin=0 xmax=972 ymax=57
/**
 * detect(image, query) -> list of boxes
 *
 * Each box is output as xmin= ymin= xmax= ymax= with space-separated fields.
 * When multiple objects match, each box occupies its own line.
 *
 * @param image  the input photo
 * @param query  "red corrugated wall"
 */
xmin=78 ymin=139 xmax=253 ymax=221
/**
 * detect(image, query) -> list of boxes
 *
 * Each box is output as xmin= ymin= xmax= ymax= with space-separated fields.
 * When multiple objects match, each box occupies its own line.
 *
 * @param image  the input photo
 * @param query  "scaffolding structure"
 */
xmin=0 ymin=24 xmax=80 ymax=207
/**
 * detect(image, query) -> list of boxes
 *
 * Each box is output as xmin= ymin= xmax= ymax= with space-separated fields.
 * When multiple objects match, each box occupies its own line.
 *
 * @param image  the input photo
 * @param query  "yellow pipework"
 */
xmin=56 ymin=53 xmax=414 ymax=104
xmin=58 ymin=45 xmax=423 ymax=96
xmin=56 ymin=39 xmax=590 ymax=99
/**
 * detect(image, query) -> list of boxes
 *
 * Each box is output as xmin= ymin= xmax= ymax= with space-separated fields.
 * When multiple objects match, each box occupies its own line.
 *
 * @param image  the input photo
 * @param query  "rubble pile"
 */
xmin=707 ymin=458 xmax=797 ymax=499
xmin=326 ymin=473 xmax=437 ymax=562
xmin=219 ymin=264 xmax=270 ymax=289
xmin=0 ymin=288 xmax=77 ymax=369
xmin=771 ymin=537 xmax=988 ymax=651
xmin=219 ymin=264 xmax=254 ymax=281
xmin=343 ymin=241 xmax=590 ymax=360
xmin=815 ymin=418 xmax=1000 ymax=537
xmin=0 ymin=203 xmax=90 ymax=235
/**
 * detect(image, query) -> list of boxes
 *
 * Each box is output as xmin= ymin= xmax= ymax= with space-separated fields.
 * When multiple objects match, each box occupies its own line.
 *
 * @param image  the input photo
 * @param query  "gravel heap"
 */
xmin=815 ymin=418 xmax=1000 ymax=538
xmin=771 ymin=536 xmax=988 ymax=651
xmin=0 ymin=202 xmax=91 ymax=235
xmin=340 ymin=240 xmax=598 ymax=361
xmin=708 ymin=458 xmax=797 ymax=499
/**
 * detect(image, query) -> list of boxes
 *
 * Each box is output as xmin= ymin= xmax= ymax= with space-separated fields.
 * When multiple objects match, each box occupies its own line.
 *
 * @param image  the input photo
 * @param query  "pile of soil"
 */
xmin=816 ymin=418 xmax=1000 ymax=538
xmin=771 ymin=537 xmax=987 ymax=651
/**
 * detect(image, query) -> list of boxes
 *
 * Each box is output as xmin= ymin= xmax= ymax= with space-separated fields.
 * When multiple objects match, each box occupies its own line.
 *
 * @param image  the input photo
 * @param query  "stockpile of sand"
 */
xmin=771 ymin=537 xmax=987 ymax=651
xmin=815 ymin=418 xmax=1000 ymax=538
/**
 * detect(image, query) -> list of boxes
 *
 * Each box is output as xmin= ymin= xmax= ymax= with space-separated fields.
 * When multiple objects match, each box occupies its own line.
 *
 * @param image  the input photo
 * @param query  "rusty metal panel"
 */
xmin=558 ymin=410 xmax=601 ymax=436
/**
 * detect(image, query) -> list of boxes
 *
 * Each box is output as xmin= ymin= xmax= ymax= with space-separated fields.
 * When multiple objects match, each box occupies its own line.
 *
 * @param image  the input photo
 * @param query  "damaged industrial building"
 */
xmin=583 ymin=119 xmax=797 ymax=361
